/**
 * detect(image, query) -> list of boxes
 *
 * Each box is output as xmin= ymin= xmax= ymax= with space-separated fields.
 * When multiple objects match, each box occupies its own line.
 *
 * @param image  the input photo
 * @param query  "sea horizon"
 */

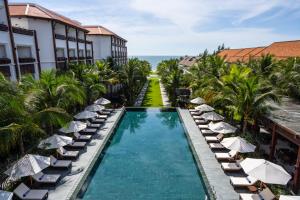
xmin=129 ymin=55 xmax=182 ymax=70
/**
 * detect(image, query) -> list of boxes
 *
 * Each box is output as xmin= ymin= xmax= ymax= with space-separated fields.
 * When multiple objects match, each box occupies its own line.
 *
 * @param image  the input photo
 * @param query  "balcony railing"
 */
xmin=55 ymin=34 xmax=66 ymax=40
xmin=18 ymin=57 xmax=35 ymax=63
xmin=0 ymin=24 xmax=8 ymax=32
xmin=12 ymin=27 xmax=34 ymax=36
xmin=69 ymin=57 xmax=77 ymax=61
xmin=77 ymin=38 xmax=85 ymax=43
xmin=78 ymin=56 xmax=85 ymax=60
xmin=68 ymin=37 xmax=76 ymax=42
xmin=57 ymin=57 xmax=67 ymax=61
xmin=0 ymin=58 xmax=11 ymax=64
xmin=86 ymin=56 xmax=93 ymax=59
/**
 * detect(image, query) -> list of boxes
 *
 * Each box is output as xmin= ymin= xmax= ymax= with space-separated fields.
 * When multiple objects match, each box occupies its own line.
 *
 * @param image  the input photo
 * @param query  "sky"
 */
xmin=10 ymin=0 xmax=300 ymax=56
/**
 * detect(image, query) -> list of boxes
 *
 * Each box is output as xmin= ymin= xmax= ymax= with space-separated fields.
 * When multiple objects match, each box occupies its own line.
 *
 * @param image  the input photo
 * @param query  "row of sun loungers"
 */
xmin=11 ymin=107 xmax=114 ymax=199
xmin=189 ymin=108 xmax=276 ymax=200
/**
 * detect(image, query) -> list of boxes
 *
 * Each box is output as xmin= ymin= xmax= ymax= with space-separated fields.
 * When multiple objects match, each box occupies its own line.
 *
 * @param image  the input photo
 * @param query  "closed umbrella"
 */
xmin=190 ymin=97 xmax=205 ymax=105
xmin=94 ymin=97 xmax=111 ymax=105
xmin=85 ymin=104 xmax=105 ymax=112
xmin=5 ymin=154 xmax=50 ymax=180
xmin=200 ymin=112 xmax=224 ymax=122
xmin=59 ymin=121 xmax=87 ymax=133
xmin=241 ymin=158 xmax=292 ymax=185
xmin=209 ymin=121 xmax=237 ymax=134
xmin=221 ymin=136 xmax=256 ymax=153
xmin=38 ymin=134 xmax=73 ymax=149
xmin=280 ymin=195 xmax=300 ymax=200
xmin=195 ymin=104 xmax=214 ymax=113
xmin=74 ymin=111 xmax=98 ymax=120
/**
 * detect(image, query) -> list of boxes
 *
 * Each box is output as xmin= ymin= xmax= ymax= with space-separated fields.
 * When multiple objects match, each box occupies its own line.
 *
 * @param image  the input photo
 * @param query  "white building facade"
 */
xmin=84 ymin=26 xmax=127 ymax=68
xmin=0 ymin=0 xmax=39 ymax=81
xmin=9 ymin=3 xmax=94 ymax=73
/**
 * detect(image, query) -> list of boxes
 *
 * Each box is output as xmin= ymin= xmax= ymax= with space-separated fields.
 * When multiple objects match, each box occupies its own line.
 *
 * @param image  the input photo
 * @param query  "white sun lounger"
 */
xmin=230 ymin=176 xmax=258 ymax=187
xmin=209 ymin=143 xmax=225 ymax=150
xmin=215 ymin=150 xmax=237 ymax=161
xmin=239 ymin=188 xmax=276 ymax=200
xmin=221 ymin=162 xmax=242 ymax=171
xmin=32 ymin=172 xmax=61 ymax=185
xmin=201 ymin=129 xmax=215 ymax=135
xmin=205 ymin=133 xmax=224 ymax=143
xmin=193 ymin=115 xmax=203 ymax=119
xmin=57 ymin=147 xmax=79 ymax=160
xmin=14 ymin=183 xmax=48 ymax=200
xmin=198 ymin=124 xmax=209 ymax=129
xmin=74 ymin=132 xmax=92 ymax=142
xmin=50 ymin=155 xmax=72 ymax=169
xmin=195 ymin=119 xmax=208 ymax=124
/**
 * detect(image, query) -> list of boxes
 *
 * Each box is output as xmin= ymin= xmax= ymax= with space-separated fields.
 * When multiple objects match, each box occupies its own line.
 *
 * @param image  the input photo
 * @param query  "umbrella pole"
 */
xmin=30 ymin=176 xmax=33 ymax=185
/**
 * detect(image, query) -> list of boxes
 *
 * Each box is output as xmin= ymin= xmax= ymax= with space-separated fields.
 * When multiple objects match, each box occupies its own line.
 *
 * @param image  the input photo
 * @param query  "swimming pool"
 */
xmin=78 ymin=108 xmax=209 ymax=199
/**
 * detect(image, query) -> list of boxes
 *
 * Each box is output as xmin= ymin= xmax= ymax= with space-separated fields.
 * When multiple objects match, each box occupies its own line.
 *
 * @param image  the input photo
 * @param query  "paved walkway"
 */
xmin=159 ymin=80 xmax=171 ymax=107
xmin=177 ymin=108 xmax=239 ymax=200
xmin=48 ymin=108 xmax=125 ymax=200
xmin=134 ymin=80 xmax=149 ymax=106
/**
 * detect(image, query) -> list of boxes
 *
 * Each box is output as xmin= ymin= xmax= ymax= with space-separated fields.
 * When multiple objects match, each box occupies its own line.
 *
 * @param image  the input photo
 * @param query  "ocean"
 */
xmin=130 ymin=56 xmax=181 ymax=70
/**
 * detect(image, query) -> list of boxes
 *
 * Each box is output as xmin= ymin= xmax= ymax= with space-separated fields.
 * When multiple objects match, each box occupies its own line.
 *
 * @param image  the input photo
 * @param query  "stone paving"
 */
xmin=159 ymin=80 xmax=171 ymax=107
xmin=48 ymin=108 xmax=125 ymax=200
xmin=134 ymin=80 xmax=149 ymax=106
xmin=177 ymin=108 xmax=239 ymax=200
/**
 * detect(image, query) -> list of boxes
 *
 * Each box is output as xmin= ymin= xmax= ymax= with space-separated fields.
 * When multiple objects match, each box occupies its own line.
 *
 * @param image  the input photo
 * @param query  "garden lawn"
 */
xmin=142 ymin=78 xmax=163 ymax=107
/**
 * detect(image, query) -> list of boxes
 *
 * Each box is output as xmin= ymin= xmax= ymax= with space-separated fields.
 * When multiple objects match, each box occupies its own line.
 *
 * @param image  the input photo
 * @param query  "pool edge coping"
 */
xmin=176 ymin=108 xmax=216 ymax=200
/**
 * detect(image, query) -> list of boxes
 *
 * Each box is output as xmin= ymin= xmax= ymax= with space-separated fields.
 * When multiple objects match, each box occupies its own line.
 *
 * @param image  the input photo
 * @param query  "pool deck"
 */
xmin=48 ymin=107 xmax=125 ymax=200
xmin=177 ymin=108 xmax=239 ymax=200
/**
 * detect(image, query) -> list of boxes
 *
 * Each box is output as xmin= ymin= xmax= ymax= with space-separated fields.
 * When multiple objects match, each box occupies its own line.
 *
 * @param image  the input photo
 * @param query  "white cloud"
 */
xmin=10 ymin=0 xmax=300 ymax=55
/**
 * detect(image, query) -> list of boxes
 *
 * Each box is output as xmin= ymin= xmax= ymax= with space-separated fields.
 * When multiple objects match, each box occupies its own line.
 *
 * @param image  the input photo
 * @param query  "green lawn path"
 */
xmin=142 ymin=77 xmax=163 ymax=107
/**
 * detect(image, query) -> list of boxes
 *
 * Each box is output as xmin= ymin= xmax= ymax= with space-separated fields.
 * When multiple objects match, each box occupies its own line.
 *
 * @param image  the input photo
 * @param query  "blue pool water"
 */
xmin=79 ymin=109 xmax=208 ymax=199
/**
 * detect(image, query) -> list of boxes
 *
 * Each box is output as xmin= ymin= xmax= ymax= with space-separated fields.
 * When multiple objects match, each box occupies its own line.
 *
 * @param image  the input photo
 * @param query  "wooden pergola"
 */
xmin=260 ymin=98 xmax=300 ymax=192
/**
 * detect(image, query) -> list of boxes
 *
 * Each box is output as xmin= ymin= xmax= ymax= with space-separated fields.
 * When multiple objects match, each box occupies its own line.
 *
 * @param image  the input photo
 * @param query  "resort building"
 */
xmin=218 ymin=40 xmax=300 ymax=63
xmin=84 ymin=25 xmax=127 ymax=68
xmin=8 ymin=3 xmax=94 ymax=73
xmin=0 ymin=0 xmax=39 ymax=81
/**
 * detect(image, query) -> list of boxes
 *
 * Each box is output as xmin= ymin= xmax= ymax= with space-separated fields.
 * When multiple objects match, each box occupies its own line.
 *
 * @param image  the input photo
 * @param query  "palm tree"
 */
xmin=221 ymin=65 xmax=279 ymax=133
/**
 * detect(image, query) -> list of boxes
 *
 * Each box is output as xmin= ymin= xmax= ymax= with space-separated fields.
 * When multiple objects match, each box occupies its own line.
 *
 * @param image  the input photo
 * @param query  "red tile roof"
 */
xmin=84 ymin=25 xmax=127 ymax=42
xmin=218 ymin=40 xmax=300 ymax=62
xmin=8 ymin=3 xmax=87 ymax=31
xmin=253 ymin=40 xmax=300 ymax=60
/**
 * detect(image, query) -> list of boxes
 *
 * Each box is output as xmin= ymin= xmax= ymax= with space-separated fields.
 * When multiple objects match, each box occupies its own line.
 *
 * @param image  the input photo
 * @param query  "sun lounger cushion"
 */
xmin=230 ymin=176 xmax=257 ymax=187
xmin=74 ymin=132 xmax=92 ymax=141
xmin=205 ymin=133 xmax=224 ymax=143
xmin=91 ymin=118 xmax=105 ymax=124
xmin=50 ymin=155 xmax=72 ymax=169
xmin=201 ymin=129 xmax=214 ymax=135
xmin=80 ymin=128 xmax=97 ymax=135
xmin=66 ymin=141 xmax=86 ymax=149
xmin=198 ymin=124 xmax=209 ymax=129
xmin=57 ymin=147 xmax=79 ymax=159
xmin=193 ymin=116 xmax=203 ymax=119
xmin=14 ymin=183 xmax=48 ymax=200
xmin=239 ymin=188 xmax=275 ymax=200
xmin=96 ymin=115 xmax=108 ymax=119
xmin=239 ymin=193 xmax=261 ymax=200
xmin=221 ymin=162 xmax=241 ymax=171
xmin=209 ymin=143 xmax=224 ymax=149
xmin=195 ymin=119 xmax=208 ymax=124
xmin=32 ymin=172 xmax=60 ymax=185
xmin=215 ymin=150 xmax=237 ymax=160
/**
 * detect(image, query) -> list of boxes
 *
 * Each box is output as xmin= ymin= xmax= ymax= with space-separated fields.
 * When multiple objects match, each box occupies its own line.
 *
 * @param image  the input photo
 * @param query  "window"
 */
xmin=0 ymin=44 xmax=6 ymax=58
xmin=17 ymin=46 xmax=32 ymax=58
xmin=78 ymin=49 xmax=84 ymax=57
xmin=56 ymin=48 xmax=65 ymax=58
xmin=86 ymin=50 xmax=91 ymax=57
xmin=69 ymin=49 xmax=76 ymax=57
xmin=20 ymin=64 xmax=35 ymax=76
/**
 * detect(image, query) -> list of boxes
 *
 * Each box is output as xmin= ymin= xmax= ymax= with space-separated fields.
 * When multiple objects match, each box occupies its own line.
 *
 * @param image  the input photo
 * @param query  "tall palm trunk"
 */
xmin=19 ymin=134 xmax=25 ymax=155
